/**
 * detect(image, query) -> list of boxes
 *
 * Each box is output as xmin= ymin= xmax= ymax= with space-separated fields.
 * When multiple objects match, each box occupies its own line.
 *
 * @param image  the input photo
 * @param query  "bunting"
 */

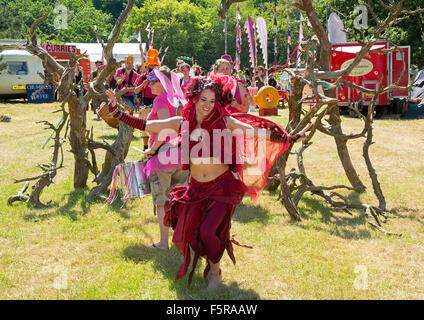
xmin=149 ymin=29 xmax=155 ymax=49
xmin=235 ymin=4 xmax=242 ymax=72
xmin=224 ymin=19 xmax=228 ymax=54
xmin=244 ymin=16 xmax=255 ymax=69
xmin=296 ymin=13 xmax=303 ymax=69
xmin=273 ymin=8 xmax=278 ymax=66
xmin=255 ymin=17 xmax=268 ymax=69
xmin=146 ymin=22 xmax=151 ymax=44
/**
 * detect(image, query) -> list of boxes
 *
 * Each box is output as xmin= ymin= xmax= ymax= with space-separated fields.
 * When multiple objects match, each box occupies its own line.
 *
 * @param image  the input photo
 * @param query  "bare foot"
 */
xmin=207 ymin=271 xmax=222 ymax=290
xmin=148 ymin=243 xmax=169 ymax=250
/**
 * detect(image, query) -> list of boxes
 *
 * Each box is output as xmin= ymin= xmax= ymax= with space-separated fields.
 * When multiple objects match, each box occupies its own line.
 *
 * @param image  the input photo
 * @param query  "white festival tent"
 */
xmin=67 ymin=43 xmax=147 ymax=70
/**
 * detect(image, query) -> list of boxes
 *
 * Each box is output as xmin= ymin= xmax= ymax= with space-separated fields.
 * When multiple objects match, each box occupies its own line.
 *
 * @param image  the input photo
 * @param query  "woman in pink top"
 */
xmin=179 ymin=63 xmax=192 ymax=94
xmin=142 ymin=66 xmax=189 ymax=250
xmin=211 ymin=57 xmax=250 ymax=113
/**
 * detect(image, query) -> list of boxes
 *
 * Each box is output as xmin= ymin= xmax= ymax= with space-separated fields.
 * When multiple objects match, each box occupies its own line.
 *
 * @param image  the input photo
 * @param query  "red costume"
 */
xmin=106 ymin=76 xmax=297 ymax=285
xmin=163 ymin=77 xmax=291 ymax=285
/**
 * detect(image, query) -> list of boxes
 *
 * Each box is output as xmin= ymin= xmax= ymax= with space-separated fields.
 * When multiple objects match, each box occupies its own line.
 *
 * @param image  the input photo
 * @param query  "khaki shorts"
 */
xmin=150 ymin=169 xmax=189 ymax=205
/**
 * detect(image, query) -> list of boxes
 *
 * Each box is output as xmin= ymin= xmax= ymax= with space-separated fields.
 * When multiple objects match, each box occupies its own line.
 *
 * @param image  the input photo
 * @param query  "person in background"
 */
xmin=90 ymin=60 xmax=103 ymax=82
xmin=211 ymin=55 xmax=250 ymax=113
xmin=253 ymin=66 xmax=266 ymax=89
xmin=105 ymin=73 xmax=117 ymax=91
xmin=74 ymin=64 xmax=86 ymax=97
xmin=132 ymin=46 xmax=159 ymax=149
xmin=268 ymin=73 xmax=277 ymax=88
xmin=134 ymin=47 xmax=160 ymax=108
xmin=194 ymin=66 xmax=204 ymax=76
xmin=179 ymin=63 xmax=192 ymax=94
xmin=107 ymin=66 xmax=189 ymax=250
xmin=172 ymin=59 xmax=185 ymax=73
xmin=115 ymin=56 xmax=139 ymax=109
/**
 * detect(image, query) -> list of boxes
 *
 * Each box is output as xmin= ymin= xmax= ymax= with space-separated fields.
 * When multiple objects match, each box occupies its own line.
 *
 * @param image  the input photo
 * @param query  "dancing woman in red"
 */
xmin=106 ymin=75 xmax=308 ymax=289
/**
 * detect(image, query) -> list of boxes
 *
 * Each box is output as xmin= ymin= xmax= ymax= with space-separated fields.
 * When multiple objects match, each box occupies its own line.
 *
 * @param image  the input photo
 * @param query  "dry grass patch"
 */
xmin=0 ymin=101 xmax=423 ymax=299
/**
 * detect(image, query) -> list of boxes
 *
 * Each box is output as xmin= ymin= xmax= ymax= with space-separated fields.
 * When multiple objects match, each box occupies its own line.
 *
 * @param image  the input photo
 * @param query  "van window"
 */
xmin=8 ymin=61 xmax=28 ymax=75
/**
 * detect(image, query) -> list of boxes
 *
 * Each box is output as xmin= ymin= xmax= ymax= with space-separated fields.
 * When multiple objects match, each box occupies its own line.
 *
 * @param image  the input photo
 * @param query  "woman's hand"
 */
xmin=270 ymin=123 xmax=312 ymax=144
xmin=143 ymin=148 xmax=156 ymax=158
xmin=230 ymin=100 xmax=240 ymax=110
xmin=106 ymin=89 xmax=120 ymax=116
xmin=106 ymin=89 xmax=117 ymax=107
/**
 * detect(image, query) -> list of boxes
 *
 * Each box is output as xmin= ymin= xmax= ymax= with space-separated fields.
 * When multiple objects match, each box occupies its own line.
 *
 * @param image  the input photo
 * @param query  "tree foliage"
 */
xmin=1 ymin=0 xmax=423 ymax=68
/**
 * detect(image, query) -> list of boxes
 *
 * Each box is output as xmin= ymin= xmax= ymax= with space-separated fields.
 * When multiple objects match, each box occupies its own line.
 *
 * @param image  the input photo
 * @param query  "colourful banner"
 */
xmin=273 ymin=8 xmax=278 ymax=66
xmin=244 ymin=16 xmax=255 ymax=69
xmin=235 ymin=4 xmax=242 ymax=72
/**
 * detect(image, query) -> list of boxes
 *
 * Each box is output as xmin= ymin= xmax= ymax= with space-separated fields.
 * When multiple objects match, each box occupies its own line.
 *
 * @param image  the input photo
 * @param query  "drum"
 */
xmin=105 ymin=160 xmax=151 ymax=205
xmin=253 ymin=86 xmax=280 ymax=109
xmin=96 ymin=103 xmax=119 ymax=128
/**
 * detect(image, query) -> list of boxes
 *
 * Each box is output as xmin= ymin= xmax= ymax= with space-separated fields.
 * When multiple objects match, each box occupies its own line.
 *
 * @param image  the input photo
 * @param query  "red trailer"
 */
xmin=330 ymin=41 xmax=410 ymax=114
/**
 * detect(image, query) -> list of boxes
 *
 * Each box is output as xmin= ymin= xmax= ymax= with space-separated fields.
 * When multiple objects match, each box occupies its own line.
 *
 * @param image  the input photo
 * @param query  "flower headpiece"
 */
xmin=185 ymin=76 xmax=234 ymax=107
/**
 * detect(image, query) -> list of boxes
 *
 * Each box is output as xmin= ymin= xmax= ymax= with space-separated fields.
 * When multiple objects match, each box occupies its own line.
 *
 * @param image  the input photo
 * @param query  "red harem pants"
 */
xmin=164 ymin=170 xmax=247 ymax=285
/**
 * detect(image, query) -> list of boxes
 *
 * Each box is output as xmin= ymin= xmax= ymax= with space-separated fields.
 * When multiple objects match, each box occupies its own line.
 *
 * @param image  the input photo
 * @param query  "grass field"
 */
xmin=0 ymin=100 xmax=423 ymax=300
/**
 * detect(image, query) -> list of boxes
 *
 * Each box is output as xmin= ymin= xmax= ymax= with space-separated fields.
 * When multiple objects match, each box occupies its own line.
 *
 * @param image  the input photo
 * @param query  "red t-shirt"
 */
xmin=115 ymin=68 xmax=139 ymax=96
xmin=136 ymin=73 xmax=156 ymax=99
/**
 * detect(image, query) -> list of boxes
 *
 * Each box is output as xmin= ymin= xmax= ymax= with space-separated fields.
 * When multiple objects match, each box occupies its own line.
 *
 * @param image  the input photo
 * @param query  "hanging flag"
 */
xmin=297 ymin=13 xmax=303 ymax=69
xmin=160 ymin=46 xmax=169 ymax=64
xmin=255 ymin=17 xmax=268 ymax=69
xmin=244 ymin=17 xmax=255 ymax=69
xmin=149 ymin=29 xmax=155 ymax=49
xmin=94 ymin=25 xmax=100 ymax=44
xmin=253 ymin=14 xmax=258 ymax=70
xmin=327 ymin=12 xmax=347 ymax=44
xmin=138 ymin=28 xmax=141 ymax=43
xmin=224 ymin=19 xmax=228 ymax=55
xmin=273 ymin=8 xmax=278 ymax=66
xmin=158 ymin=35 xmax=167 ymax=55
xmin=146 ymin=22 xmax=151 ymax=43
xmin=287 ymin=17 xmax=291 ymax=62
xmin=235 ymin=4 xmax=242 ymax=72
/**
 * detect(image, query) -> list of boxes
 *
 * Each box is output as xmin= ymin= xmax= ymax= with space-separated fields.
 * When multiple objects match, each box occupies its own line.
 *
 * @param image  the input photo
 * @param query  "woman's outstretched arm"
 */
xmin=104 ymin=89 xmax=182 ymax=133
xmin=225 ymin=116 xmax=311 ymax=143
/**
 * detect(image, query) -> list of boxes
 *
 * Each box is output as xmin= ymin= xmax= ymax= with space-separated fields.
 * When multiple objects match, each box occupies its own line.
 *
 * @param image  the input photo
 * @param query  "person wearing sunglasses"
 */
xmin=130 ymin=66 xmax=189 ymax=250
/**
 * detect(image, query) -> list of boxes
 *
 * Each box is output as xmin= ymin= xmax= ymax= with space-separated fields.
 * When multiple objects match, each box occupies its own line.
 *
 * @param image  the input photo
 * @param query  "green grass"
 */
xmin=0 ymin=101 xmax=423 ymax=299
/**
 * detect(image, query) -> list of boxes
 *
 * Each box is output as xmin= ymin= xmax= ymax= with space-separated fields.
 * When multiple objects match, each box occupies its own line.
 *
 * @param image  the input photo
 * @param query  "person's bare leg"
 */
xmin=149 ymin=205 xmax=169 ymax=250
xmin=207 ymin=260 xmax=222 ymax=290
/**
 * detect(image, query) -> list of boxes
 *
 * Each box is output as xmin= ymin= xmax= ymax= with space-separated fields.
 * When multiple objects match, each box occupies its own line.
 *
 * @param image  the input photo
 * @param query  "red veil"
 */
xmin=231 ymin=112 xmax=290 ymax=201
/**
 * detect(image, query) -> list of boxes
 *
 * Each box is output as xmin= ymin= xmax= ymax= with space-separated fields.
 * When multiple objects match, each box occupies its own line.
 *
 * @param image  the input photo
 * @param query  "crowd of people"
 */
xmin=81 ymin=46 xmax=303 ymax=290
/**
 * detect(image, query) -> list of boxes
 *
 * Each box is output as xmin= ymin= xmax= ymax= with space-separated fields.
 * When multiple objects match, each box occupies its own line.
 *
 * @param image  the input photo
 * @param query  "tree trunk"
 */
xmin=67 ymin=95 xmax=90 ymax=188
xmin=327 ymin=96 xmax=366 ymax=192
xmin=277 ymin=156 xmax=301 ymax=221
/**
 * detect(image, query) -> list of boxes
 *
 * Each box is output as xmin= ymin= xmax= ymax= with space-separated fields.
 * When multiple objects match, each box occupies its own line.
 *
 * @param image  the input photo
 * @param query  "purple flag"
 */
xmin=244 ymin=17 xmax=256 ymax=68
xmin=274 ymin=8 xmax=278 ymax=66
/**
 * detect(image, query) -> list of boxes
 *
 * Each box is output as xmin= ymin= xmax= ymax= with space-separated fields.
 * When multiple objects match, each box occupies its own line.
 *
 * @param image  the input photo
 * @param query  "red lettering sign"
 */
xmin=41 ymin=44 xmax=77 ymax=53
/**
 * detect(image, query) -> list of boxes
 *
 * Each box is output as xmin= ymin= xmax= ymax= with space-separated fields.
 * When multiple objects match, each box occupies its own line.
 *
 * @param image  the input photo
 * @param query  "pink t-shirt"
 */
xmin=115 ymin=68 xmax=139 ymax=96
xmin=180 ymin=77 xmax=191 ymax=94
xmin=146 ymin=93 xmax=177 ymax=147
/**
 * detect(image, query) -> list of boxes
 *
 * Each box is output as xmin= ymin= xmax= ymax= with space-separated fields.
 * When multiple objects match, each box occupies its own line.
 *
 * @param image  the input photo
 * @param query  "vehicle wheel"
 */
xmin=394 ymin=100 xmax=404 ymax=114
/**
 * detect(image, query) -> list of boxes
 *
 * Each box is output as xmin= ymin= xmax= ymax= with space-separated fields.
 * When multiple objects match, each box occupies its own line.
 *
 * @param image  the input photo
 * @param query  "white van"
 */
xmin=0 ymin=49 xmax=45 ymax=99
